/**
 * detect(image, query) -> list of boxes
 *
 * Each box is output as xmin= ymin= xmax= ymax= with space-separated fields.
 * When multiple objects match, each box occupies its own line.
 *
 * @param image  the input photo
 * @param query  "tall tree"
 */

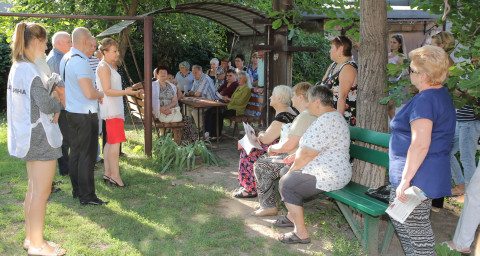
xmin=353 ymin=0 xmax=388 ymax=187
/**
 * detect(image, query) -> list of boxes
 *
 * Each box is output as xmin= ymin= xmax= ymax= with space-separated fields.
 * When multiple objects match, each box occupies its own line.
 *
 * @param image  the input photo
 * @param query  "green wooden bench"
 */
xmin=323 ymin=126 xmax=394 ymax=256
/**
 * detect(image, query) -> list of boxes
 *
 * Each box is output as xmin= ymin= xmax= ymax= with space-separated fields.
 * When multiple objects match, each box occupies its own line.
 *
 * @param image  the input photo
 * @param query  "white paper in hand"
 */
xmin=238 ymin=122 xmax=262 ymax=154
xmin=385 ymin=186 xmax=427 ymax=223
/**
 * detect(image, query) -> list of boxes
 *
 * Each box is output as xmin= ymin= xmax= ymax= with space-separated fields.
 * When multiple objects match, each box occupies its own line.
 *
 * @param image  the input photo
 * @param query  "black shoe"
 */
xmin=72 ymin=191 xmax=79 ymax=199
xmin=80 ymin=197 xmax=109 ymax=206
xmin=109 ymin=178 xmax=129 ymax=188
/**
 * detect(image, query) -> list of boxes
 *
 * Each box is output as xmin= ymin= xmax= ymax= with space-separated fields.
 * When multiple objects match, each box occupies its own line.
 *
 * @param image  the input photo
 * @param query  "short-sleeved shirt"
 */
xmin=257 ymin=59 xmax=264 ymax=87
xmin=174 ymin=71 xmax=194 ymax=92
xmin=248 ymin=64 xmax=258 ymax=83
xmin=191 ymin=73 xmax=216 ymax=101
xmin=60 ymin=47 xmax=98 ymax=114
xmin=389 ymin=87 xmax=456 ymax=198
xmin=46 ymin=48 xmax=65 ymax=87
xmin=300 ymin=111 xmax=351 ymax=191
xmin=282 ymin=109 xmax=318 ymax=154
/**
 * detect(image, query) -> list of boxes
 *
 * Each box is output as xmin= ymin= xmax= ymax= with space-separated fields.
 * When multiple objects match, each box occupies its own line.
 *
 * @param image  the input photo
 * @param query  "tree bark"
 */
xmin=353 ymin=0 xmax=389 ymax=188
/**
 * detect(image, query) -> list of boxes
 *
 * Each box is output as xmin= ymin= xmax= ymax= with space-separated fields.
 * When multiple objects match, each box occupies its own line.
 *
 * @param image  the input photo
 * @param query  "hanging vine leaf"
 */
xmin=272 ymin=19 xmax=283 ymax=29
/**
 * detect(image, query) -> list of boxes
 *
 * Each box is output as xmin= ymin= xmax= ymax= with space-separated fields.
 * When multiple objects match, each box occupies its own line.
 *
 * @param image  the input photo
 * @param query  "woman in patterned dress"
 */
xmin=320 ymin=35 xmax=358 ymax=126
xmin=233 ymin=85 xmax=296 ymax=198
xmin=276 ymin=85 xmax=351 ymax=244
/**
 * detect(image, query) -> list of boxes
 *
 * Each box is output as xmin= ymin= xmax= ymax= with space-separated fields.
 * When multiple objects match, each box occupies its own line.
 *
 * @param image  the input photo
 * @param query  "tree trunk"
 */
xmin=353 ymin=0 xmax=388 ymax=188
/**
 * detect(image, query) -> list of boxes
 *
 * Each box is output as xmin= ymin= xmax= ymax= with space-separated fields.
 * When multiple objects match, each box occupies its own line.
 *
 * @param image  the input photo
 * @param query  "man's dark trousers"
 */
xmin=66 ymin=111 xmax=99 ymax=202
xmin=57 ymin=110 xmax=71 ymax=176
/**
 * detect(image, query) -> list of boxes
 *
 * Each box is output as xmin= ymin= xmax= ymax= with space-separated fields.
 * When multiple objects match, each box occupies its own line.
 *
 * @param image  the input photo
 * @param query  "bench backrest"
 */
xmin=126 ymin=95 xmax=145 ymax=120
xmin=245 ymin=89 xmax=265 ymax=113
xmin=349 ymin=126 xmax=390 ymax=168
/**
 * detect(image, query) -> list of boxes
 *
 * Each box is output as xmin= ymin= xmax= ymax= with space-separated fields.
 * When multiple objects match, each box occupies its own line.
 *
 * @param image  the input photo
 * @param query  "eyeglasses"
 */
xmin=408 ymin=66 xmax=420 ymax=74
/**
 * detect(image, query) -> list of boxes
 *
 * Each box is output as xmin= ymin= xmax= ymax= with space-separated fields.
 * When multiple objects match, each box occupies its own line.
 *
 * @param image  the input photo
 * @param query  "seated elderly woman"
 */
xmin=204 ymin=71 xmax=250 ymax=138
xmin=251 ymin=82 xmax=317 ymax=217
xmin=233 ymin=85 xmax=297 ymax=198
xmin=275 ymin=85 xmax=351 ymax=244
xmin=152 ymin=65 xmax=181 ymax=123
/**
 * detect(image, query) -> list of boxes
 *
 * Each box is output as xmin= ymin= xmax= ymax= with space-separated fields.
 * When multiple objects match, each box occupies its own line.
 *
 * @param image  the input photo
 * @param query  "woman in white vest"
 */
xmin=7 ymin=22 xmax=66 ymax=255
xmin=96 ymin=38 xmax=139 ymax=188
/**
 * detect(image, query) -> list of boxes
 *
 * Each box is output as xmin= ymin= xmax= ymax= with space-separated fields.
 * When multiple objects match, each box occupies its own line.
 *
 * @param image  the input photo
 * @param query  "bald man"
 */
xmin=60 ymin=27 xmax=107 ymax=206
xmin=47 ymin=31 xmax=72 ymax=177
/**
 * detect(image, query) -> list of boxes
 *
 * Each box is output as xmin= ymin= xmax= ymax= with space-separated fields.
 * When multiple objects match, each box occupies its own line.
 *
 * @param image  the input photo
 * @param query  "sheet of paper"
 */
xmin=385 ymin=186 xmax=427 ymax=223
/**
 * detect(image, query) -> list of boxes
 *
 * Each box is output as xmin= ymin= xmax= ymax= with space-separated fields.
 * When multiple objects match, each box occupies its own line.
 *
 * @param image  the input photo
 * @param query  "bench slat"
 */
xmin=350 ymin=126 xmax=390 ymax=148
xmin=324 ymin=182 xmax=388 ymax=216
xmin=350 ymin=144 xmax=389 ymax=168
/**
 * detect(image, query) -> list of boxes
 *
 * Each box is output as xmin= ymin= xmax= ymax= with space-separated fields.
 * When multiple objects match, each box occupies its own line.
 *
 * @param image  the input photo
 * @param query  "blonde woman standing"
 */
xmin=7 ymin=22 xmax=66 ymax=255
xmin=96 ymin=38 xmax=139 ymax=187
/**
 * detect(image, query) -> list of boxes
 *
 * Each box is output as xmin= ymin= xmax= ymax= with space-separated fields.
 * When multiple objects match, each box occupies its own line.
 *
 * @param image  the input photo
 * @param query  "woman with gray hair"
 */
xmin=234 ymin=85 xmax=297 ymax=198
xmin=174 ymin=61 xmax=194 ymax=93
xmin=275 ymin=85 xmax=351 ymax=244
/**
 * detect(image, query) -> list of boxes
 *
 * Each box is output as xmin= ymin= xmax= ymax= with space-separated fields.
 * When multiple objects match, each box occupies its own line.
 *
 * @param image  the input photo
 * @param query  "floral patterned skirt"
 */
xmin=237 ymin=139 xmax=278 ymax=194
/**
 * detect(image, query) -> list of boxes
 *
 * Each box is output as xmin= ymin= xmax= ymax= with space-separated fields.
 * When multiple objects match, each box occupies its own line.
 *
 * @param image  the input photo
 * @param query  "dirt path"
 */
xmin=177 ymin=139 xmax=464 ymax=255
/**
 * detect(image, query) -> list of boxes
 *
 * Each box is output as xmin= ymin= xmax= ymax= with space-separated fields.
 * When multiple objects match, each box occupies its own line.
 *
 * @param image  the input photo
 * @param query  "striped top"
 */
xmin=456 ymin=105 xmax=475 ymax=121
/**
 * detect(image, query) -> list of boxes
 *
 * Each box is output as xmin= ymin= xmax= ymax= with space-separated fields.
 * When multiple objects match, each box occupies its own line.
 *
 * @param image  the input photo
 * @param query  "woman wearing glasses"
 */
xmin=388 ymin=45 xmax=456 ymax=255
xmin=320 ymin=35 xmax=358 ymax=126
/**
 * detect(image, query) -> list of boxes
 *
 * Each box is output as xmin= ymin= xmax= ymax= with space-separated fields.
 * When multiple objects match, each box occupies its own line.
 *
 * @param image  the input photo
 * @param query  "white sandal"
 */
xmin=23 ymin=239 xmax=61 ymax=250
xmin=27 ymin=242 xmax=66 ymax=256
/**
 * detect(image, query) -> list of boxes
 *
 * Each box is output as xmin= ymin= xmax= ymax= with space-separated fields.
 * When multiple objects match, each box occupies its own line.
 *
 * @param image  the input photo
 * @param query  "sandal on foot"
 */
xmin=232 ymin=188 xmax=257 ymax=198
xmin=442 ymin=241 xmax=471 ymax=254
xmin=27 ymin=242 xmax=66 ymax=256
xmin=278 ymin=232 xmax=311 ymax=244
xmin=273 ymin=215 xmax=294 ymax=227
xmin=23 ymin=240 xmax=61 ymax=251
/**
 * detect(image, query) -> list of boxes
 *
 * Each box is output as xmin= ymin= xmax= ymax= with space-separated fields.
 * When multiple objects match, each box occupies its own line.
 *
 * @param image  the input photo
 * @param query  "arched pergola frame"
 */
xmin=0 ymin=1 xmax=315 ymax=156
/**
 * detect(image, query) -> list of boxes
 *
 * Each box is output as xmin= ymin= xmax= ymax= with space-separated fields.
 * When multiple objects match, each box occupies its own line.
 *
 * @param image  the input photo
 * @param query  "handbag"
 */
xmin=159 ymin=106 xmax=182 ymax=123
xmin=365 ymin=184 xmax=392 ymax=204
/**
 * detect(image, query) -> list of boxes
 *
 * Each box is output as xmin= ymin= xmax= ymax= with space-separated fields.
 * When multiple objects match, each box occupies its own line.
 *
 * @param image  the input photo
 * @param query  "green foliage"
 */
xmin=380 ymin=54 xmax=416 ymax=107
xmin=435 ymin=243 xmax=461 ymax=256
xmin=152 ymin=133 xmax=218 ymax=173
xmin=292 ymin=30 xmax=331 ymax=85
xmin=411 ymin=0 xmax=480 ymax=107
xmin=0 ymin=35 xmax=11 ymax=112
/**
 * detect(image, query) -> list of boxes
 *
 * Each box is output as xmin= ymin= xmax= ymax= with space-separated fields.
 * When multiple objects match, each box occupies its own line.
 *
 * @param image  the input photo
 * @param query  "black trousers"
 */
xmin=57 ymin=110 xmax=71 ymax=176
xmin=204 ymin=107 xmax=235 ymax=137
xmin=66 ymin=111 xmax=99 ymax=202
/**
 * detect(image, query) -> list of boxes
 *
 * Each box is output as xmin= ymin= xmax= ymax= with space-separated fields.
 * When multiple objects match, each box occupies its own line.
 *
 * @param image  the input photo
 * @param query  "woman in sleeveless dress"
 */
xmin=233 ymin=85 xmax=296 ymax=198
xmin=97 ymin=38 xmax=140 ymax=187
xmin=387 ymin=34 xmax=407 ymax=119
xmin=320 ymin=35 xmax=358 ymax=126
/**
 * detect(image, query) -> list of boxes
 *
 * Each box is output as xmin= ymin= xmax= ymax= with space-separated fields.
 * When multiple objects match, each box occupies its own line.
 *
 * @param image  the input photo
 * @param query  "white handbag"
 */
xmin=159 ymin=106 xmax=182 ymax=123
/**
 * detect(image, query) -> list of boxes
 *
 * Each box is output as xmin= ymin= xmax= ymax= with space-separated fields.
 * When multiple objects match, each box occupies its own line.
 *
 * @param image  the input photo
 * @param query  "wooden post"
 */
xmin=144 ymin=16 xmax=153 ymax=156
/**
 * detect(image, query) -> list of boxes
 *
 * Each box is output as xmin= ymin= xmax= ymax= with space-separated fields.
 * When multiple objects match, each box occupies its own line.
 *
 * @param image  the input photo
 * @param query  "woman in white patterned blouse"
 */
xmin=275 ymin=85 xmax=351 ymax=244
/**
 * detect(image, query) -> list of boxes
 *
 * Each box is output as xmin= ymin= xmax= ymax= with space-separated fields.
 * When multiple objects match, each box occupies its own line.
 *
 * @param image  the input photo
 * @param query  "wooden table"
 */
xmin=180 ymin=97 xmax=227 ymax=144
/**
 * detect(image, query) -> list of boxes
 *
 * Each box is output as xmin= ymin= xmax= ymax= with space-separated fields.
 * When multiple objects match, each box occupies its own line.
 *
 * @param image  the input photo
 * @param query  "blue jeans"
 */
xmin=450 ymin=120 xmax=480 ymax=186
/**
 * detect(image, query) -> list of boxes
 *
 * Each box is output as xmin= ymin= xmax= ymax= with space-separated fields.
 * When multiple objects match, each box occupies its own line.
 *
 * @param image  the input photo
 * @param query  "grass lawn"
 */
xmin=0 ymin=120 xmax=294 ymax=256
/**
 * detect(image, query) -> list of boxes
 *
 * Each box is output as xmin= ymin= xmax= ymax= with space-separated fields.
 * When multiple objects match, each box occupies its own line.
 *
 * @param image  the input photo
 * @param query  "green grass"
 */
xmin=0 ymin=120 xmax=272 ymax=255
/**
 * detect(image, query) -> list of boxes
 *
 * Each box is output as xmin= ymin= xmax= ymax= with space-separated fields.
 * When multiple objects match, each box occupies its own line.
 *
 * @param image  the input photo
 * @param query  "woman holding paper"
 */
xmin=388 ymin=45 xmax=456 ymax=255
xmin=275 ymin=85 xmax=351 ymax=244
xmin=251 ymin=82 xmax=317 ymax=216
xmin=233 ymin=85 xmax=296 ymax=198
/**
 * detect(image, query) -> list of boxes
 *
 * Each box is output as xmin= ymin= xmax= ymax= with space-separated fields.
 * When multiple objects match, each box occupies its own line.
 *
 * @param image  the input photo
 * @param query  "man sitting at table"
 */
xmin=185 ymin=65 xmax=216 ymax=129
